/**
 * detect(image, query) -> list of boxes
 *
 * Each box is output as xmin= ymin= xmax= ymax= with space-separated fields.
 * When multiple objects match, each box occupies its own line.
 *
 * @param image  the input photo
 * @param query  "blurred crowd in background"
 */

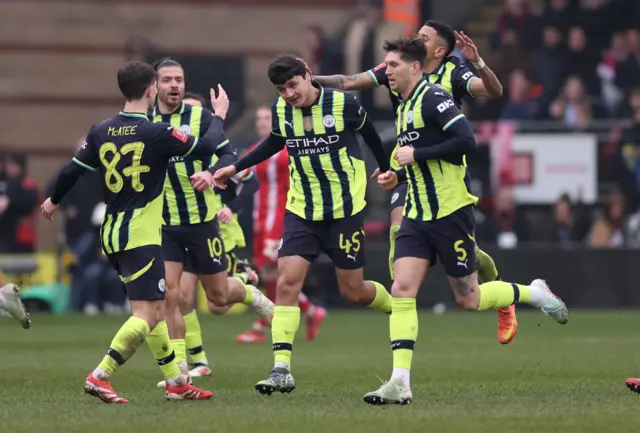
xmin=1 ymin=0 xmax=639 ymax=313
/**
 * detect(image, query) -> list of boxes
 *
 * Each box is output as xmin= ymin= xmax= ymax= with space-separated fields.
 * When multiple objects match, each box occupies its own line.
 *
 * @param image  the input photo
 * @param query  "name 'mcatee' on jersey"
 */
xmin=72 ymin=111 xmax=211 ymax=254
xmin=271 ymin=86 xmax=368 ymax=221
xmin=150 ymin=102 xmax=229 ymax=226
xmin=396 ymin=80 xmax=478 ymax=222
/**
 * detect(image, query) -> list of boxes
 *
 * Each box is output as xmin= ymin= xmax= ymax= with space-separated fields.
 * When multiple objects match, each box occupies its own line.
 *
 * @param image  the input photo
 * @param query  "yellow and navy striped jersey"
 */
xmin=272 ymin=85 xmax=369 ymax=221
xmin=396 ymin=80 xmax=478 ymax=221
xmin=369 ymin=56 xmax=478 ymax=171
xmin=150 ymin=103 xmax=229 ymax=226
xmin=72 ymin=112 xmax=213 ymax=253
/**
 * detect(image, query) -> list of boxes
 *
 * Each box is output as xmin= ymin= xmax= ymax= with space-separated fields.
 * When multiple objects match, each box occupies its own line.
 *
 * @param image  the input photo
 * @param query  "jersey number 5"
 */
xmin=99 ymin=141 xmax=151 ymax=193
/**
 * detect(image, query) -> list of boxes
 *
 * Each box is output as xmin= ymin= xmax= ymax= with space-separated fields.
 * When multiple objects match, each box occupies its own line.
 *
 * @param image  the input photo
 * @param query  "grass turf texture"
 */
xmin=2 ymin=310 xmax=640 ymax=433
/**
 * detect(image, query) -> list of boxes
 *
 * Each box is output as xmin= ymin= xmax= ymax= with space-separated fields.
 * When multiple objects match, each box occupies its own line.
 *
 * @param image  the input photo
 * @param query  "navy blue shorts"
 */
xmin=278 ymin=211 xmax=366 ymax=270
xmin=162 ymin=220 xmax=228 ymax=275
xmin=389 ymin=182 xmax=408 ymax=212
xmin=106 ymin=245 xmax=166 ymax=301
xmin=184 ymin=249 xmax=237 ymax=277
xmin=395 ymin=205 xmax=476 ymax=277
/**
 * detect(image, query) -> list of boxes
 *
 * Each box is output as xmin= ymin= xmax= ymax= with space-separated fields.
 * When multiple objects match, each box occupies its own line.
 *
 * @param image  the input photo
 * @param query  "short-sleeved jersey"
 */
xmin=72 ymin=111 xmax=204 ymax=253
xmin=396 ymin=80 xmax=478 ymax=221
xmin=271 ymin=84 xmax=369 ymax=221
xmin=369 ymin=56 xmax=479 ymax=171
xmin=150 ymin=103 xmax=226 ymax=226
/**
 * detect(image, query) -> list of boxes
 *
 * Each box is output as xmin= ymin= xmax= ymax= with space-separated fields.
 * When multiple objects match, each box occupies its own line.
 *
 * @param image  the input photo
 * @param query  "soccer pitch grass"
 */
xmin=2 ymin=310 xmax=640 ymax=433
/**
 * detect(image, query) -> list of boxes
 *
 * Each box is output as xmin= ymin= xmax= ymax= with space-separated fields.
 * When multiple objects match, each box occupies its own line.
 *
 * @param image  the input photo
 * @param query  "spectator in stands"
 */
xmin=488 ymin=185 xmax=531 ymax=248
xmin=500 ymin=69 xmax=543 ymax=121
xmin=615 ymin=28 xmax=640 ymax=95
xmin=588 ymin=189 xmax=626 ymax=248
xmin=540 ymin=193 xmax=591 ymax=244
xmin=597 ymin=31 xmax=630 ymax=116
xmin=304 ymin=25 xmax=342 ymax=76
xmin=491 ymin=0 xmax=537 ymax=50
xmin=532 ymin=25 xmax=568 ymax=97
xmin=0 ymin=154 xmax=39 ymax=254
xmin=573 ymin=0 xmax=616 ymax=53
xmin=565 ymin=26 xmax=600 ymax=95
xmin=549 ymin=76 xmax=593 ymax=129
xmin=539 ymin=0 xmax=574 ymax=34
xmin=492 ymin=27 xmax=530 ymax=82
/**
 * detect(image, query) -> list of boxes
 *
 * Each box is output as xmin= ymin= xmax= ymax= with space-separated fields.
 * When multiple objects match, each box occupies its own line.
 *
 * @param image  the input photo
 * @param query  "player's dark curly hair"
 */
xmin=267 ymin=55 xmax=308 ymax=86
xmin=117 ymin=61 xmax=156 ymax=101
xmin=424 ymin=20 xmax=456 ymax=57
xmin=153 ymin=57 xmax=182 ymax=71
xmin=383 ymin=36 xmax=427 ymax=67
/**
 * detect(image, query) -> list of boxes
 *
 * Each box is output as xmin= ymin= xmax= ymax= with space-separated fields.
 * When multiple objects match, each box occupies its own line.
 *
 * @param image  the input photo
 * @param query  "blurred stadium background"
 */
xmin=2 ymin=0 xmax=639 ymax=313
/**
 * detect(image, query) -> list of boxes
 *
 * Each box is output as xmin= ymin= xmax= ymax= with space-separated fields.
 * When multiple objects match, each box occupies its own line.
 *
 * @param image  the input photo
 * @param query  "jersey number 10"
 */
xmin=99 ymin=141 xmax=151 ymax=193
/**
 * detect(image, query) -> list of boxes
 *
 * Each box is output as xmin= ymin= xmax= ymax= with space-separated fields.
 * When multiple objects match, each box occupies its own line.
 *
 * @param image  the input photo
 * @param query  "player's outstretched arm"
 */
xmin=455 ymin=31 xmax=502 ymax=98
xmin=313 ymin=71 xmax=377 ymax=91
xmin=212 ymin=135 xmax=285 ymax=189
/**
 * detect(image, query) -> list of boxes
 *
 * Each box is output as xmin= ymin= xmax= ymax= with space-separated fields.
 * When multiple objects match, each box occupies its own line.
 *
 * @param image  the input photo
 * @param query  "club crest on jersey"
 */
xmin=179 ymin=124 xmax=191 ymax=135
xmin=303 ymin=116 xmax=313 ymax=132
xmin=323 ymin=115 xmax=336 ymax=128
xmin=406 ymin=110 xmax=414 ymax=124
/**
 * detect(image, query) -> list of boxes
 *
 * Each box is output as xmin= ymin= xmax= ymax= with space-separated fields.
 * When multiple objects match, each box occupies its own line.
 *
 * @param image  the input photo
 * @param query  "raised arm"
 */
xmin=314 ymin=71 xmax=377 ymax=91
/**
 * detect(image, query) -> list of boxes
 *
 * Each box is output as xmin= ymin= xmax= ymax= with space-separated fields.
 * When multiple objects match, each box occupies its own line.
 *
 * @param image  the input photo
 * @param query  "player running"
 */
xmin=41 ymin=60 xmax=227 ymax=402
xmin=236 ymin=104 xmax=326 ymax=344
xmin=0 ymin=279 xmax=31 ymax=329
xmin=149 ymin=62 xmax=274 ymax=387
xmin=214 ymin=55 xmax=393 ymax=395
xmin=363 ymin=37 xmax=569 ymax=406
xmin=313 ymin=21 xmax=516 ymax=344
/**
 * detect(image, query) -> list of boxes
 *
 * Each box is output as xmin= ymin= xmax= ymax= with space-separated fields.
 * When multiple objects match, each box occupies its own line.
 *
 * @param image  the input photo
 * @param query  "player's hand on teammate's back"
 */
xmin=190 ymin=171 xmax=213 ymax=192
xmin=212 ymin=166 xmax=237 ymax=189
xmin=395 ymin=146 xmax=415 ymax=166
xmin=217 ymin=207 xmax=233 ymax=224
xmin=40 ymin=197 xmax=59 ymax=220
xmin=210 ymin=85 xmax=229 ymax=120
xmin=377 ymin=171 xmax=398 ymax=191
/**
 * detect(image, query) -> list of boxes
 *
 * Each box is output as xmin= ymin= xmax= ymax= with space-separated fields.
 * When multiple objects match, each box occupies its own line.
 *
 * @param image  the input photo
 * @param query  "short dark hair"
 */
xmin=117 ymin=61 xmax=156 ymax=101
xmin=153 ymin=57 xmax=183 ymax=72
xmin=267 ymin=55 xmax=308 ymax=86
xmin=183 ymin=91 xmax=206 ymax=106
xmin=424 ymin=20 xmax=456 ymax=57
xmin=383 ymin=36 xmax=427 ymax=67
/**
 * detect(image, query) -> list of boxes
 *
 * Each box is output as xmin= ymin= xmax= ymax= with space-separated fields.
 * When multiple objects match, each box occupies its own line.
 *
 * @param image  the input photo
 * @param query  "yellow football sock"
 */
xmin=272 ymin=306 xmax=300 ymax=370
xmin=390 ymin=298 xmax=418 ymax=370
xmin=98 ymin=316 xmax=150 ymax=376
xmin=389 ymin=224 xmax=400 ymax=280
xmin=184 ymin=310 xmax=208 ymax=365
xmin=146 ymin=320 xmax=181 ymax=380
xmin=234 ymin=272 xmax=249 ymax=285
xmin=367 ymin=281 xmax=392 ymax=314
xmin=478 ymin=281 xmax=532 ymax=311
xmin=242 ymin=283 xmax=255 ymax=305
xmin=170 ymin=338 xmax=186 ymax=364
xmin=475 ymin=245 xmax=499 ymax=283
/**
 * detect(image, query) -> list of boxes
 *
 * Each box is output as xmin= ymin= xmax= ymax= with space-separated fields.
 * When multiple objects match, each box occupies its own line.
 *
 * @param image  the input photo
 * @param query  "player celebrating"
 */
xmin=363 ymin=37 xmax=569 ymax=405
xmin=149 ymin=60 xmax=274 ymax=386
xmin=0 ymin=281 xmax=31 ymax=329
xmin=236 ymin=104 xmax=326 ymax=344
xmin=41 ymin=60 xmax=226 ymax=402
xmin=313 ymin=21 xmax=516 ymax=344
xmin=214 ymin=55 xmax=393 ymax=395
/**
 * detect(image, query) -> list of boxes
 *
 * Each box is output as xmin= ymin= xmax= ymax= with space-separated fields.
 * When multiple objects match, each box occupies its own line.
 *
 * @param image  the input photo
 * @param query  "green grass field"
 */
xmin=2 ymin=309 xmax=640 ymax=433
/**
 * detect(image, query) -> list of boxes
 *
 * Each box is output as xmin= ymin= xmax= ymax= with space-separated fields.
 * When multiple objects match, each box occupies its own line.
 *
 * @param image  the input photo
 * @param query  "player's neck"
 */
xmin=122 ymin=100 xmax=149 ymax=115
xmin=301 ymin=87 xmax=320 ymax=107
xmin=401 ymin=76 xmax=423 ymax=101
xmin=423 ymin=57 xmax=443 ymax=75
xmin=157 ymin=100 xmax=181 ymax=115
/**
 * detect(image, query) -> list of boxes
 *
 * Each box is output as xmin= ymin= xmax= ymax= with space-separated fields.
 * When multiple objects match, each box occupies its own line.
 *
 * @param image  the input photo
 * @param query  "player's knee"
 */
xmin=453 ymin=293 xmax=479 ymax=311
xmin=206 ymin=289 xmax=228 ymax=307
xmin=208 ymin=301 xmax=229 ymax=315
xmin=276 ymin=274 xmax=301 ymax=303
xmin=390 ymin=279 xmax=415 ymax=298
xmin=338 ymin=281 xmax=368 ymax=304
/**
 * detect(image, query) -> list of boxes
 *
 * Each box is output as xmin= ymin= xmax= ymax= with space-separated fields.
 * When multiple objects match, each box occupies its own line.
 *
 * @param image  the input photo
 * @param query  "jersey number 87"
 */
xmin=99 ymin=141 xmax=151 ymax=193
